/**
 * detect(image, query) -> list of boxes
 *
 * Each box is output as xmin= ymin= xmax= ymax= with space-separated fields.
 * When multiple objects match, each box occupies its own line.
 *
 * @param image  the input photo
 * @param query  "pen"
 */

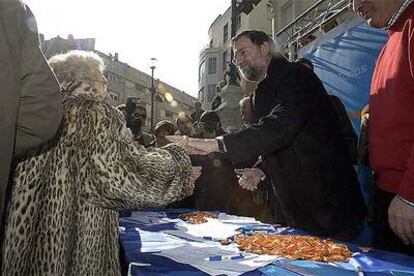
xmin=252 ymin=156 xmax=262 ymax=168
xmin=204 ymin=253 xmax=244 ymax=261
xmin=355 ymin=265 xmax=364 ymax=276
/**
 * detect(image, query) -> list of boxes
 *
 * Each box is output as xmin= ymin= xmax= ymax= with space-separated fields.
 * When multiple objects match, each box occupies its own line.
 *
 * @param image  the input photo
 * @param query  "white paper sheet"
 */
xmin=155 ymin=244 xmax=279 ymax=276
xmin=136 ymin=229 xmax=186 ymax=252
xmin=174 ymin=218 xmax=242 ymax=240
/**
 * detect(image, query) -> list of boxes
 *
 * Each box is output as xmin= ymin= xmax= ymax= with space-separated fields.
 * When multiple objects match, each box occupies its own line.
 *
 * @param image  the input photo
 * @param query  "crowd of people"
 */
xmin=0 ymin=0 xmax=413 ymax=274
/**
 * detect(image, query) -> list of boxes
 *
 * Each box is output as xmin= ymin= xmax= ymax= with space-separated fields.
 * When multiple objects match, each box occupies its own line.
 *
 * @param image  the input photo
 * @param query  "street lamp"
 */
xmin=149 ymin=57 xmax=157 ymax=131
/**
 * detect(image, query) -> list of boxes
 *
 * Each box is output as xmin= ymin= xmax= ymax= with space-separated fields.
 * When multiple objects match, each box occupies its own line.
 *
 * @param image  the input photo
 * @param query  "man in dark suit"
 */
xmin=0 ymin=0 xmax=63 ymax=228
xmin=171 ymin=30 xmax=366 ymax=239
xmin=124 ymin=97 xmax=156 ymax=148
xmin=190 ymin=101 xmax=204 ymax=123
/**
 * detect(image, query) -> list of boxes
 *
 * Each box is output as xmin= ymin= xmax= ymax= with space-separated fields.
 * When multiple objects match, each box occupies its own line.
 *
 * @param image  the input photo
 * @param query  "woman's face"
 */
xmin=92 ymin=73 xmax=108 ymax=95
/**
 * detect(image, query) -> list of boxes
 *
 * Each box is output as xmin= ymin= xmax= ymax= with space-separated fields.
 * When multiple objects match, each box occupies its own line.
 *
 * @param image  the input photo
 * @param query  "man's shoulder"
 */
xmin=268 ymin=59 xmax=313 ymax=84
xmin=265 ymin=62 xmax=324 ymax=95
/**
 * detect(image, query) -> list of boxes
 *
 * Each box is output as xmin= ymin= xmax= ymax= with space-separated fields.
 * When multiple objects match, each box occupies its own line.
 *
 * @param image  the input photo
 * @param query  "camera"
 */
xmin=126 ymin=97 xmax=141 ymax=134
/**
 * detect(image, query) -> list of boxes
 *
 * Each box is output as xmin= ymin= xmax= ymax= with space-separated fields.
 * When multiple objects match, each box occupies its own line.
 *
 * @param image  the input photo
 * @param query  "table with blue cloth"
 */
xmin=119 ymin=209 xmax=414 ymax=276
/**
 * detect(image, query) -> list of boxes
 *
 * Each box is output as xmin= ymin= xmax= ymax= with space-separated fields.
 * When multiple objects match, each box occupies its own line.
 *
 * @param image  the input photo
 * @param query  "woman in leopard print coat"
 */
xmin=1 ymin=51 xmax=196 ymax=275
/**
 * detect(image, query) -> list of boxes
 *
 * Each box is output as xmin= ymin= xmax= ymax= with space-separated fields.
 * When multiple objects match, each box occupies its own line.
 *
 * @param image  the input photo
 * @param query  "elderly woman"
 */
xmin=1 ymin=51 xmax=200 ymax=275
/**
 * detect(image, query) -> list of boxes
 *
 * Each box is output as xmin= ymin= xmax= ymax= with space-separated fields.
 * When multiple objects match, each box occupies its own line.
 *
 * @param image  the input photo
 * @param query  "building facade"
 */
xmin=41 ymin=35 xmax=197 ymax=131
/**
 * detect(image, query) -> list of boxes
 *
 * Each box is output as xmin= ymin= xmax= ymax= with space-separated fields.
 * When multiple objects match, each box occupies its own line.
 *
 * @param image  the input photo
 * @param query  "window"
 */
xmin=198 ymin=87 xmax=205 ymax=102
xmin=208 ymin=57 xmax=217 ymax=74
xmin=222 ymin=51 xmax=228 ymax=71
xmin=235 ymin=15 xmax=241 ymax=32
xmin=223 ymin=23 xmax=228 ymax=43
xmin=107 ymin=72 xmax=121 ymax=82
xmin=199 ymin=60 xmax=206 ymax=81
xmin=165 ymin=110 xmax=174 ymax=119
xmin=207 ymin=85 xmax=216 ymax=102
xmin=135 ymin=83 xmax=146 ymax=93
xmin=106 ymin=72 xmax=112 ymax=80
xmin=209 ymin=39 xmax=213 ymax=48
xmin=125 ymin=80 xmax=135 ymax=89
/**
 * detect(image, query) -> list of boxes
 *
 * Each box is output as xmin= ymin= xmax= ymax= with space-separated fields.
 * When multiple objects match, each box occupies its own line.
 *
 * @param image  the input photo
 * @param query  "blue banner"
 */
xmin=299 ymin=16 xmax=388 ymax=134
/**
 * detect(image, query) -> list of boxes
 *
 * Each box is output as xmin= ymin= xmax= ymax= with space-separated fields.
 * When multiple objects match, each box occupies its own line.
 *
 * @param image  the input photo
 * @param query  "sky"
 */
xmin=24 ymin=0 xmax=232 ymax=98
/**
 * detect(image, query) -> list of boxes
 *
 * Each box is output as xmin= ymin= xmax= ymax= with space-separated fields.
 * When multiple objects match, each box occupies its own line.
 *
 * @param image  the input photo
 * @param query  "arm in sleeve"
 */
xmin=223 ymin=67 xmax=322 ymax=165
xmin=14 ymin=4 xmax=63 ymax=155
xmin=329 ymin=95 xmax=358 ymax=164
xmin=399 ymin=145 xmax=414 ymax=202
xmin=76 ymin=100 xmax=193 ymax=211
xmin=398 ymin=26 xmax=414 ymax=202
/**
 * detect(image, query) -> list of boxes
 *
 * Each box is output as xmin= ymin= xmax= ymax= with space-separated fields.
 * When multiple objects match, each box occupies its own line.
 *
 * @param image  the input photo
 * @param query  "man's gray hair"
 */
xmin=232 ymin=30 xmax=282 ymax=57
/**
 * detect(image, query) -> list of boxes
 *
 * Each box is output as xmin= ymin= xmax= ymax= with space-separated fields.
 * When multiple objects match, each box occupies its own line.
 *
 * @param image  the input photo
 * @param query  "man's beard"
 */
xmin=240 ymin=64 xmax=262 ymax=82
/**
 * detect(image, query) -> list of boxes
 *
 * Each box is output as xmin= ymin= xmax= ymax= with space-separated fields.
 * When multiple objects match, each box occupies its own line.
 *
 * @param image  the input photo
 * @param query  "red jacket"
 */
xmin=369 ymin=3 xmax=414 ymax=201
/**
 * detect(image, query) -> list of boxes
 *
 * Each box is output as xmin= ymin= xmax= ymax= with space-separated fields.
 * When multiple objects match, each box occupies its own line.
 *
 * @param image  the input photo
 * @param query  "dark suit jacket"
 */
xmin=0 ymin=1 xmax=62 ymax=225
xmin=328 ymin=94 xmax=358 ymax=164
xmin=223 ymin=56 xmax=366 ymax=236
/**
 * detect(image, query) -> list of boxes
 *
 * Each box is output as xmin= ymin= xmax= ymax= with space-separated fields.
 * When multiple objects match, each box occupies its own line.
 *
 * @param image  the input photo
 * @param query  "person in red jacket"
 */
xmin=353 ymin=0 xmax=414 ymax=254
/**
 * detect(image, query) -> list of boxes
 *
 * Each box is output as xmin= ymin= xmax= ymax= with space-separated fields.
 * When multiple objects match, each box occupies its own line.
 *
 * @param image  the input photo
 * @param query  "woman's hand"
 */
xmin=189 ymin=166 xmax=202 ymax=186
xmin=168 ymin=135 xmax=219 ymax=155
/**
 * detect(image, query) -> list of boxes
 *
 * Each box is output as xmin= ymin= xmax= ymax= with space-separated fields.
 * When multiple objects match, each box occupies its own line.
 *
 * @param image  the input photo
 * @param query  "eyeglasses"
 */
xmin=233 ymin=45 xmax=257 ymax=64
xmin=177 ymin=120 xmax=191 ymax=126
xmin=233 ymin=48 xmax=246 ymax=64
xmin=133 ymin=112 xmax=146 ymax=119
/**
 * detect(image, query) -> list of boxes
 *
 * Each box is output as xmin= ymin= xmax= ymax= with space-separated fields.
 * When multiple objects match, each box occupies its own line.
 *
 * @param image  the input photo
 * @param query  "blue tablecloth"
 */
xmin=119 ymin=209 xmax=414 ymax=276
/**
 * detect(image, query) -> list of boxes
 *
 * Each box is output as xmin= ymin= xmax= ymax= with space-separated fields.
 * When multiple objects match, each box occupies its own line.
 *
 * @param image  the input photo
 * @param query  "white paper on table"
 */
xmin=128 ymin=211 xmax=168 ymax=223
xmin=136 ymin=229 xmax=187 ymax=252
xmin=155 ymin=243 xmax=279 ymax=276
xmin=121 ymin=216 xmax=164 ymax=225
xmin=131 ymin=211 xmax=167 ymax=218
xmin=217 ymin=213 xmax=259 ymax=223
xmin=176 ymin=218 xmax=242 ymax=240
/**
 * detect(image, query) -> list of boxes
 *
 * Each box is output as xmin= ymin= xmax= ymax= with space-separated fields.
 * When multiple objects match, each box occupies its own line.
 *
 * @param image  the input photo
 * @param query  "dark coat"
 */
xmin=223 ymin=56 xmax=366 ymax=236
xmin=190 ymin=108 xmax=205 ymax=122
xmin=190 ymin=152 xmax=238 ymax=211
xmin=0 ymin=1 xmax=62 ymax=225
xmin=328 ymin=93 xmax=358 ymax=164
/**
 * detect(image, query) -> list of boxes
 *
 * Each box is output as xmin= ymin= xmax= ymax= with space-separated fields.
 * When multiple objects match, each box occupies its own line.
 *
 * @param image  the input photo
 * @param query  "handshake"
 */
xmin=168 ymin=135 xmax=266 ymax=192
xmin=167 ymin=135 xmax=219 ymax=155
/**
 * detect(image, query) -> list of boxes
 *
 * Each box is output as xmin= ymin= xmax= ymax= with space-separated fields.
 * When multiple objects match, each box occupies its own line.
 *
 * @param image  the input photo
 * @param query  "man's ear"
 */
xmin=260 ymin=42 xmax=271 ymax=56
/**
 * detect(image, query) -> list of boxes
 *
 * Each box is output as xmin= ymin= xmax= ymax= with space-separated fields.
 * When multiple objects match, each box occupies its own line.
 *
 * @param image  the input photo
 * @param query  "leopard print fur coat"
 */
xmin=1 ymin=83 xmax=193 ymax=275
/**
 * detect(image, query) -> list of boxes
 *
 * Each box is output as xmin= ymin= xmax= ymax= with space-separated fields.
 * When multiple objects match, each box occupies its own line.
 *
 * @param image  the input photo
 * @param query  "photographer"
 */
xmin=196 ymin=111 xmax=226 ymax=138
xmin=125 ymin=97 xmax=156 ymax=148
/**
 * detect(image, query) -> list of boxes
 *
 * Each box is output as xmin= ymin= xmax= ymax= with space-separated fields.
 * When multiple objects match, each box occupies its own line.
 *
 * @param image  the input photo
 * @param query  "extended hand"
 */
xmin=189 ymin=166 xmax=202 ymax=186
xmin=167 ymin=135 xmax=219 ymax=155
xmin=234 ymin=168 xmax=265 ymax=191
xmin=388 ymin=196 xmax=414 ymax=244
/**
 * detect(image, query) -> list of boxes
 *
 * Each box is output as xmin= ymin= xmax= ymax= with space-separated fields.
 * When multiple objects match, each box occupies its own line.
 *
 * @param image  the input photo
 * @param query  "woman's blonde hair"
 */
xmin=49 ymin=50 xmax=106 ymax=89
